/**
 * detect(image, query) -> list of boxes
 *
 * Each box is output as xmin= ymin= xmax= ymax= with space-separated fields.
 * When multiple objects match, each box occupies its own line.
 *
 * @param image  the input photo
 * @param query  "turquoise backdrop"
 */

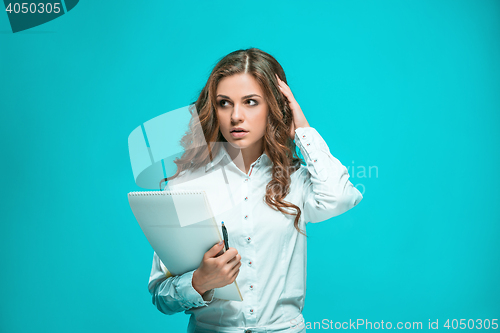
xmin=1 ymin=0 xmax=499 ymax=331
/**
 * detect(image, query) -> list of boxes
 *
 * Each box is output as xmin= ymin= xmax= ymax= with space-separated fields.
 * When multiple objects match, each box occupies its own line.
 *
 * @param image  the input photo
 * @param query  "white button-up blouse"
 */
xmin=148 ymin=127 xmax=363 ymax=333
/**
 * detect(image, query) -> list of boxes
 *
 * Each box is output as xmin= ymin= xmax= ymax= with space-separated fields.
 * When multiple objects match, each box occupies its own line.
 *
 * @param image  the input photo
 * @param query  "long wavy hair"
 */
xmin=161 ymin=48 xmax=306 ymax=237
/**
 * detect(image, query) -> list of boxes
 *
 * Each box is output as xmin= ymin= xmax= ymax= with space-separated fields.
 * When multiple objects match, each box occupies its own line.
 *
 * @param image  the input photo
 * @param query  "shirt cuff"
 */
xmin=294 ymin=126 xmax=330 ymax=181
xmin=175 ymin=270 xmax=215 ymax=309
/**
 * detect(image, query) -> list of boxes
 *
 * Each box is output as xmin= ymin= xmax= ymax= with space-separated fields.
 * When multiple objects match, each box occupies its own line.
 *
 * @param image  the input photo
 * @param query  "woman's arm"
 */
xmin=275 ymin=74 xmax=362 ymax=223
xmin=148 ymin=251 xmax=215 ymax=315
xmin=295 ymin=126 xmax=363 ymax=223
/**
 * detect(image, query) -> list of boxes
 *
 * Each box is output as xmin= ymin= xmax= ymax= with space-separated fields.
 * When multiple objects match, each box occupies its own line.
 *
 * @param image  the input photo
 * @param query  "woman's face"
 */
xmin=216 ymin=73 xmax=268 ymax=152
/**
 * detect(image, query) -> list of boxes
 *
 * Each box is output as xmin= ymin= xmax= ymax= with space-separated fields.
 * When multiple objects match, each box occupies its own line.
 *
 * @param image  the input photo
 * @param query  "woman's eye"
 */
xmin=219 ymin=100 xmax=229 ymax=107
xmin=218 ymin=99 xmax=257 ymax=107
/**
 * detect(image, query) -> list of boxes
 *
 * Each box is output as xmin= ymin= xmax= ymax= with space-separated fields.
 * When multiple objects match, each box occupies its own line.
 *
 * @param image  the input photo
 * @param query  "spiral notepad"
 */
xmin=128 ymin=190 xmax=243 ymax=302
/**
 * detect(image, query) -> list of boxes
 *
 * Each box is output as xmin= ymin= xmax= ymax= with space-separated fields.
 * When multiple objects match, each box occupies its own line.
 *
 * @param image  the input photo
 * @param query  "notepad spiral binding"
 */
xmin=128 ymin=190 xmax=202 ymax=196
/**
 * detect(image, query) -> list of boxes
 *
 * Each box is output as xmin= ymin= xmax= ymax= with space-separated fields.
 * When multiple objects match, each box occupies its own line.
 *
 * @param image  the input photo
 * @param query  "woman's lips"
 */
xmin=230 ymin=130 xmax=248 ymax=138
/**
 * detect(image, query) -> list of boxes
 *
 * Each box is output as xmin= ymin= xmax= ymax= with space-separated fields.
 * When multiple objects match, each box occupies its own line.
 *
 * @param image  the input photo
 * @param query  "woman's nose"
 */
xmin=231 ymin=104 xmax=244 ymax=122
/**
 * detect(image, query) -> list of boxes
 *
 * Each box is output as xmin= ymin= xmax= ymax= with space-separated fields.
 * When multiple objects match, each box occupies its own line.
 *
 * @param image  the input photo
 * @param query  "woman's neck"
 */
xmin=224 ymin=140 xmax=264 ymax=175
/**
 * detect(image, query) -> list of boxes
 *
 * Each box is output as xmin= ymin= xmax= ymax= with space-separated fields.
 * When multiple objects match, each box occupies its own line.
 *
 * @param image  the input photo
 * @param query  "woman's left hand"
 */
xmin=276 ymin=74 xmax=310 ymax=139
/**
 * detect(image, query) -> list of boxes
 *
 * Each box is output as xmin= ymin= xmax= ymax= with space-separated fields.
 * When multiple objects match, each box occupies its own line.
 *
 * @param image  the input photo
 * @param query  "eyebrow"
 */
xmin=216 ymin=94 xmax=262 ymax=100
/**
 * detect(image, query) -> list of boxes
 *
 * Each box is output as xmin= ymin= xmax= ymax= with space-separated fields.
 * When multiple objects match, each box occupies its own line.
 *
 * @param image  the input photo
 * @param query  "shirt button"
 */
xmin=248 ymin=261 xmax=252 ymax=266
xmin=313 ymin=159 xmax=317 ymax=162
xmin=249 ymin=285 xmax=254 ymax=290
xmin=244 ymin=196 xmax=248 ymax=201
xmin=247 ymin=237 xmax=251 ymax=242
xmin=250 ymin=309 xmax=254 ymax=314
xmin=244 ymin=178 xmax=249 ymax=182
xmin=244 ymin=215 xmax=248 ymax=220
xmin=302 ymin=135 xmax=306 ymax=138
xmin=306 ymin=143 xmax=310 ymax=146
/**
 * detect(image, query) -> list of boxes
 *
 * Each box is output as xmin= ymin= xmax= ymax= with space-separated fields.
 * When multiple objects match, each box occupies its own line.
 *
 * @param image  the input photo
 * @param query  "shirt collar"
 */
xmin=204 ymin=144 xmax=271 ymax=172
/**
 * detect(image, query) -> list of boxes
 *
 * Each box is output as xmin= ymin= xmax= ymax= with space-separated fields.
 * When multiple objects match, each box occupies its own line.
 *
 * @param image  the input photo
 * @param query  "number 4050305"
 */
xmin=5 ymin=2 xmax=62 ymax=14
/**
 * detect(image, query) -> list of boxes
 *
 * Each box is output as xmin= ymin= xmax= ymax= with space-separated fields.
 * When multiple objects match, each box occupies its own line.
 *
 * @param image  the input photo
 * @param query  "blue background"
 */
xmin=1 ymin=0 xmax=499 ymax=331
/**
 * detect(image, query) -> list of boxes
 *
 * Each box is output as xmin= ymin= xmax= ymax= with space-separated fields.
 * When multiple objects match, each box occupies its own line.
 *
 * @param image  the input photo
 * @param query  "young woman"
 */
xmin=148 ymin=48 xmax=363 ymax=333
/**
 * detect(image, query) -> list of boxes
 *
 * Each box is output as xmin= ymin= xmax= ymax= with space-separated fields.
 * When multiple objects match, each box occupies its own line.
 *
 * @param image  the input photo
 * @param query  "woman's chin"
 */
xmin=226 ymin=141 xmax=247 ymax=150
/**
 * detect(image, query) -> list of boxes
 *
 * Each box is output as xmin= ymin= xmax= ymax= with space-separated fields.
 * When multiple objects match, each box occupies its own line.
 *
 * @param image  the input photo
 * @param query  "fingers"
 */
xmin=230 ymin=259 xmax=242 ymax=272
xmin=206 ymin=241 xmax=225 ymax=259
xmin=227 ymin=252 xmax=241 ymax=265
xmin=219 ymin=247 xmax=239 ymax=263
xmin=229 ymin=270 xmax=240 ymax=283
xmin=276 ymin=74 xmax=294 ymax=104
xmin=275 ymin=73 xmax=284 ymax=88
xmin=276 ymin=74 xmax=285 ymax=90
xmin=228 ymin=260 xmax=241 ymax=284
xmin=207 ymin=247 xmax=240 ymax=286
xmin=228 ymin=253 xmax=241 ymax=266
xmin=275 ymin=74 xmax=289 ymax=90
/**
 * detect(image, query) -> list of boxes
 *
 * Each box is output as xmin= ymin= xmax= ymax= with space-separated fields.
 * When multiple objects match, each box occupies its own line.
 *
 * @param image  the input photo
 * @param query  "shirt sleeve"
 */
xmin=148 ymin=251 xmax=215 ymax=315
xmin=294 ymin=126 xmax=363 ymax=224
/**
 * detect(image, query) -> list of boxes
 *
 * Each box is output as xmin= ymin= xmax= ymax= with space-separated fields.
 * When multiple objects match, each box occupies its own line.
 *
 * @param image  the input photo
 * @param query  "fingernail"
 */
xmin=218 ymin=240 xmax=223 ymax=245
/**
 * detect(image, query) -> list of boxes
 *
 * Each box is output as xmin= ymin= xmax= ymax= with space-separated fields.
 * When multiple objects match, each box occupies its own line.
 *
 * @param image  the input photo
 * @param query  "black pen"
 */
xmin=221 ymin=221 xmax=229 ymax=251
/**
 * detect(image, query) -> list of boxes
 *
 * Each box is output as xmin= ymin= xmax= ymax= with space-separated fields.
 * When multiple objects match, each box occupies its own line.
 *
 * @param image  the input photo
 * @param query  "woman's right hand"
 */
xmin=192 ymin=241 xmax=241 ymax=296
